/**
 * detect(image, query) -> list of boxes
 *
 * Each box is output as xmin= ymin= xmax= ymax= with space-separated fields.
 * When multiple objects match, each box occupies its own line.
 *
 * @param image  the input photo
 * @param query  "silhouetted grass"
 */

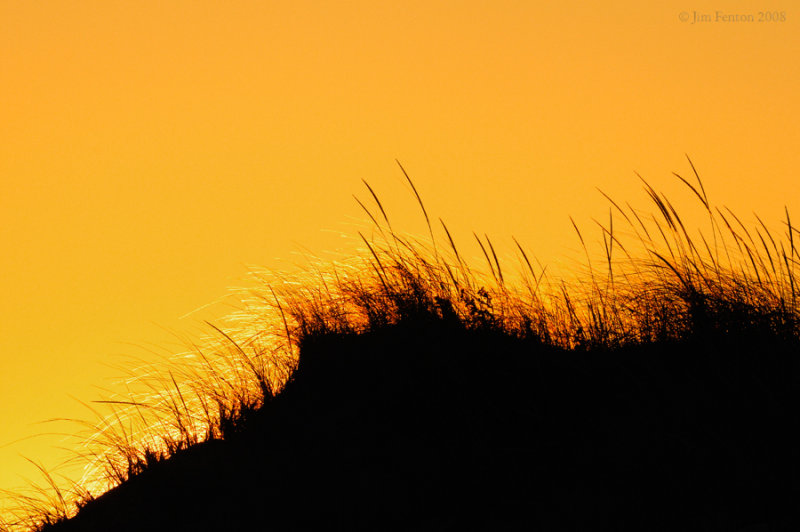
xmin=2 ymin=158 xmax=799 ymax=531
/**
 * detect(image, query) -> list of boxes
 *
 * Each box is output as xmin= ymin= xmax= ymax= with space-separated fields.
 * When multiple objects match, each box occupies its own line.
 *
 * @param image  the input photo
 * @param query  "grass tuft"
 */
xmin=2 ymin=158 xmax=799 ymax=530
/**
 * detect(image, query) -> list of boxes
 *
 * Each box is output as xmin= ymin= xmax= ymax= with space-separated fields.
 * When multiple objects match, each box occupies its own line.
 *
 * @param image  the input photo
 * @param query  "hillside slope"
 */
xmin=20 ymin=167 xmax=800 ymax=531
xmin=42 ymin=315 xmax=800 ymax=531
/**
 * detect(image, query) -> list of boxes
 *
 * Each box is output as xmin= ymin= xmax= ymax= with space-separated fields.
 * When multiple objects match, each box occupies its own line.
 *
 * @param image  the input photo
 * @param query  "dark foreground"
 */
xmin=45 ymin=318 xmax=799 ymax=531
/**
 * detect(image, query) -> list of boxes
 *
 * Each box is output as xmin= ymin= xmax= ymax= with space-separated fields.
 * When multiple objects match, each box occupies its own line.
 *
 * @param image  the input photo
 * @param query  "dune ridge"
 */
xmin=3 ymin=160 xmax=799 ymax=531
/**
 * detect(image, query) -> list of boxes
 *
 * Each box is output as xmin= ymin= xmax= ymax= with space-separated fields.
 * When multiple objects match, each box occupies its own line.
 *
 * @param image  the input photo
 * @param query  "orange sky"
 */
xmin=1 ymin=0 xmax=798 ymax=503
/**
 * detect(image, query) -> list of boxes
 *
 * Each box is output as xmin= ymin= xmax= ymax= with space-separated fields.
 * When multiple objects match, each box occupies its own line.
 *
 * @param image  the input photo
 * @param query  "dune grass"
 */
xmin=1 ymin=157 xmax=798 ymax=530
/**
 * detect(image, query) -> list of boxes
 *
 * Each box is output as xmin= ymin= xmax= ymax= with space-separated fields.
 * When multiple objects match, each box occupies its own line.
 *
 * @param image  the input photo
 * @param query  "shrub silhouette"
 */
xmin=2 ymin=158 xmax=799 ymax=531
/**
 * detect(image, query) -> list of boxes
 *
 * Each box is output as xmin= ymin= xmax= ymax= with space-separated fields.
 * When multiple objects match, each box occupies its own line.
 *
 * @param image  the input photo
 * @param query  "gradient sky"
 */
xmin=1 ymin=1 xmax=798 ymax=500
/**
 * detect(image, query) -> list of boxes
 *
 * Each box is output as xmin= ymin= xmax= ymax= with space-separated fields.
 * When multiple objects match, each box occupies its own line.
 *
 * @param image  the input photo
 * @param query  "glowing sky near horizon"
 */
xmin=1 ymin=0 xmax=798 ymax=501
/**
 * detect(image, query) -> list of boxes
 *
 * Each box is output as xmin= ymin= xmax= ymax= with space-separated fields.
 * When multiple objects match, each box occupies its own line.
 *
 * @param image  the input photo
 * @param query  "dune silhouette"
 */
xmin=39 ymin=321 xmax=800 ymax=531
xmin=5 ymin=161 xmax=800 ymax=531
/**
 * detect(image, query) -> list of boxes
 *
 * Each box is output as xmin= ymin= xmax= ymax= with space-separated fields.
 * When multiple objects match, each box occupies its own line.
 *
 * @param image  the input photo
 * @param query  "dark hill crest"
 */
xmin=3 ymin=160 xmax=800 ymax=531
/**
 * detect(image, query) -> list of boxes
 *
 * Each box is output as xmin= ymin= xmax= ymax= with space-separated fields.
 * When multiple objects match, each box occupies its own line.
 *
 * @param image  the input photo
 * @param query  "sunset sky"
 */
xmin=1 ymin=1 xmax=798 ymax=500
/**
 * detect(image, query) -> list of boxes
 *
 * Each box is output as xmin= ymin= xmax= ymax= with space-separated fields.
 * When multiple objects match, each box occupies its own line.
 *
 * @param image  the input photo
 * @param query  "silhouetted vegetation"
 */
xmin=2 ymin=158 xmax=799 ymax=531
